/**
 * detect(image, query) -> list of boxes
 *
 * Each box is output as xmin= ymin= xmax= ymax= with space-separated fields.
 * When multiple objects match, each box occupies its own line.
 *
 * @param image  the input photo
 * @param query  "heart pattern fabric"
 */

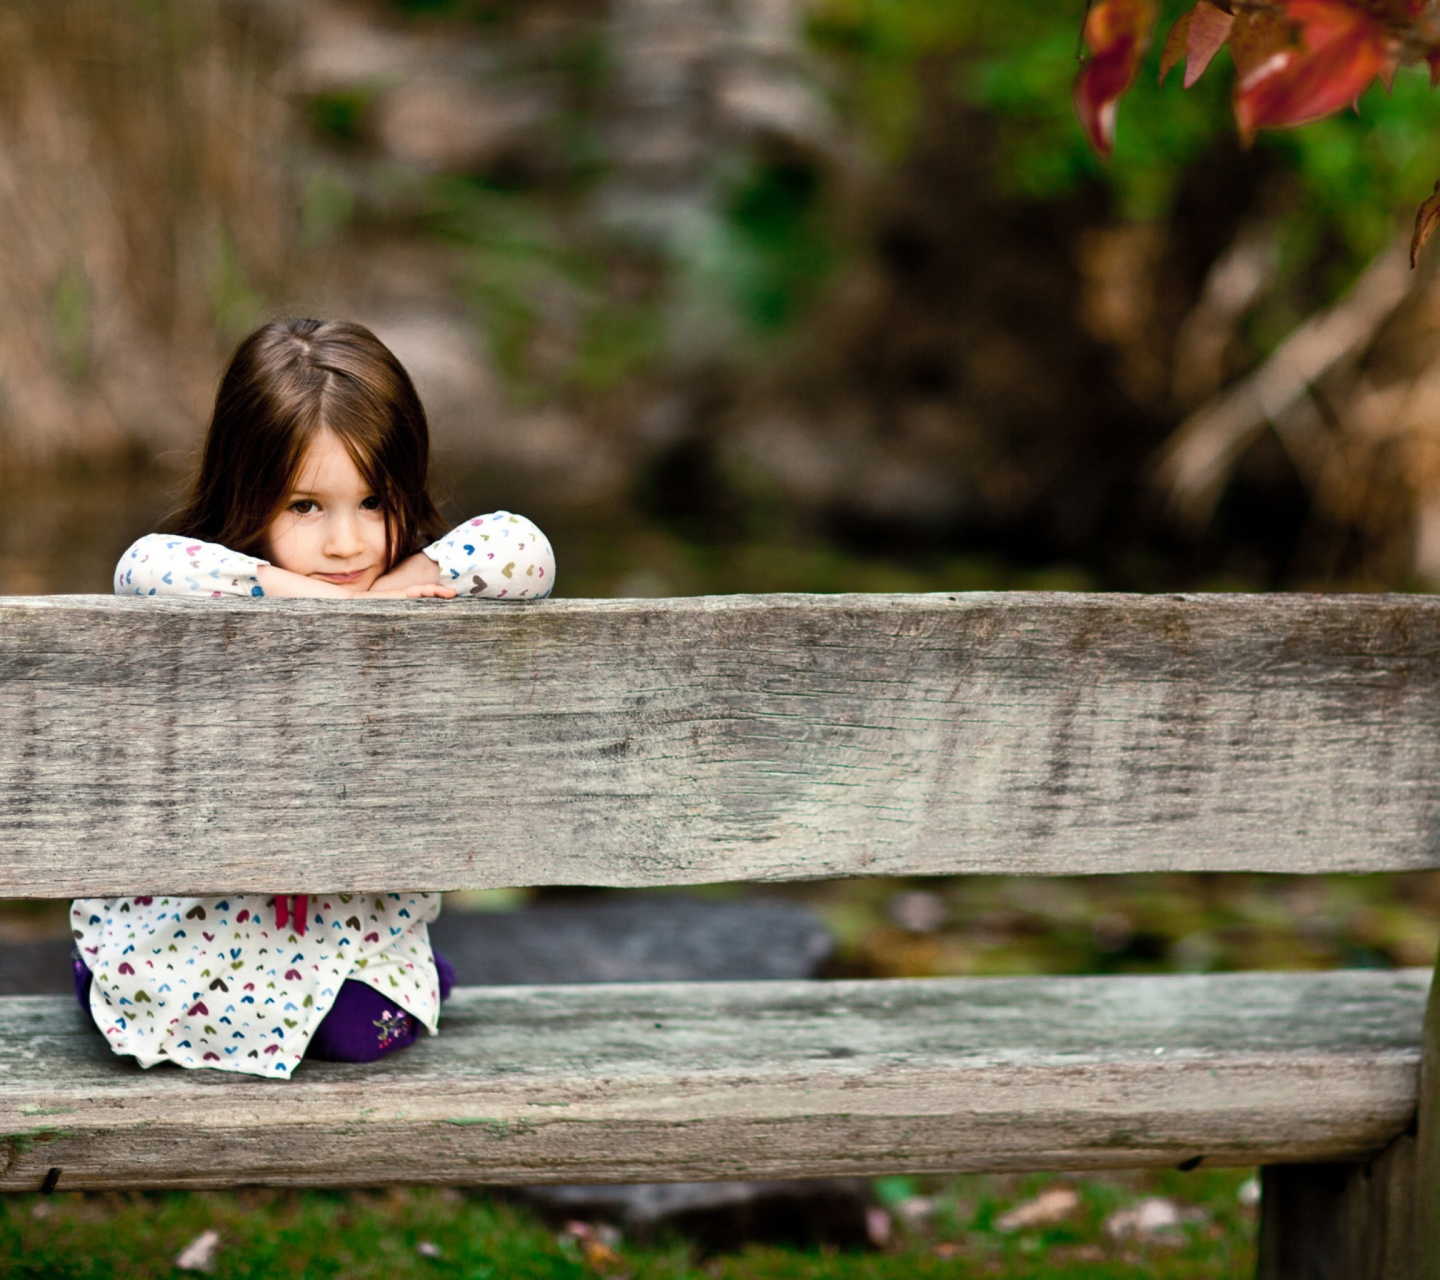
xmin=424 ymin=511 xmax=554 ymax=600
xmin=112 ymin=510 xmax=554 ymax=602
xmin=113 ymin=535 xmax=266 ymax=598
xmin=71 ymin=892 xmax=441 ymax=1078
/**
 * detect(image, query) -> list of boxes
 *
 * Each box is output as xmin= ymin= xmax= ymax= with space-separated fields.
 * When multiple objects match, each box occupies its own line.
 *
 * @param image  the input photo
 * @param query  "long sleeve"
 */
xmin=423 ymin=511 xmax=555 ymax=599
xmin=114 ymin=534 xmax=269 ymax=598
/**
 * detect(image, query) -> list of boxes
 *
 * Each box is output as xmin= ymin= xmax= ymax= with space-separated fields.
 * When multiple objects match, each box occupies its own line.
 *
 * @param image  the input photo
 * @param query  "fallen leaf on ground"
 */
xmin=561 ymin=1220 xmax=623 ymax=1269
xmin=996 ymin=1185 xmax=1080 ymax=1231
xmin=175 ymin=1229 xmax=220 ymax=1273
xmin=865 ymin=1205 xmax=893 ymax=1247
xmin=1104 ymin=1196 xmax=1204 ymax=1242
xmin=894 ymin=1194 xmax=935 ymax=1227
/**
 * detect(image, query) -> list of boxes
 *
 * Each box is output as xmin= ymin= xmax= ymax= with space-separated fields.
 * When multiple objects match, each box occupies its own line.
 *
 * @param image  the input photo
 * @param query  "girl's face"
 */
xmin=264 ymin=428 xmax=389 ymax=591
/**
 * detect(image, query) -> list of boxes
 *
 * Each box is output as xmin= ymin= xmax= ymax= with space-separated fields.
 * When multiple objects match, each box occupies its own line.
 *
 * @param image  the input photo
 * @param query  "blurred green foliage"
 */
xmin=720 ymin=158 xmax=838 ymax=332
xmin=305 ymin=88 xmax=374 ymax=147
xmin=799 ymin=871 xmax=1440 ymax=980
xmin=317 ymin=0 xmax=1440 ymax=400
xmin=421 ymin=177 xmax=662 ymax=399
xmin=810 ymin=0 xmax=1440 ymax=301
xmin=388 ymin=0 xmax=523 ymax=22
xmin=357 ymin=0 xmax=1440 ymax=395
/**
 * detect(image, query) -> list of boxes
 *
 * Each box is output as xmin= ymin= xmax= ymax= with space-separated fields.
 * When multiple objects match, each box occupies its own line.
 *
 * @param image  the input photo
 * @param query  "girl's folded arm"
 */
xmin=117 ymin=514 xmax=556 ymax=601
xmin=409 ymin=511 xmax=555 ymax=600
xmin=114 ymin=533 xmax=269 ymax=598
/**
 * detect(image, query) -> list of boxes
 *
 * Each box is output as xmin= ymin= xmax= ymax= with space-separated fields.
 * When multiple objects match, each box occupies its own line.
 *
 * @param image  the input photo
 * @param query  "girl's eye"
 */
xmin=290 ymin=500 xmax=318 ymax=515
xmin=361 ymin=495 xmax=382 ymax=511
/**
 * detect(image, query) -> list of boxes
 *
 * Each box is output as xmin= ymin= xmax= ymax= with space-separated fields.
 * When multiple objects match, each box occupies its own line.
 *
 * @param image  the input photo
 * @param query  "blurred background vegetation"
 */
xmin=6 ymin=2 xmax=1440 ymax=1273
xmin=11 ymin=0 xmax=1440 ymax=596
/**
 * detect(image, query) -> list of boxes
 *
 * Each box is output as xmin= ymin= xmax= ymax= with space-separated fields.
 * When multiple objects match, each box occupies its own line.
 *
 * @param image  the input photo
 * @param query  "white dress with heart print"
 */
xmin=71 ymin=894 xmax=441 ymax=1078
xmin=78 ymin=509 xmax=555 ymax=1077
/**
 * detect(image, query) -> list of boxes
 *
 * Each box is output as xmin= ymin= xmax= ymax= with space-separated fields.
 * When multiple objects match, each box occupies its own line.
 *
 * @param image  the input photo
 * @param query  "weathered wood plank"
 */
xmin=0 ymin=970 xmax=1427 ymax=1191
xmin=5 ymin=592 xmax=1440 ymax=895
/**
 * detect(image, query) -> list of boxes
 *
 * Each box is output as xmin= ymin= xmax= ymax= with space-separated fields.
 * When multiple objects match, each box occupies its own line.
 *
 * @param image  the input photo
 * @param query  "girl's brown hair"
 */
xmin=171 ymin=318 xmax=444 ymax=568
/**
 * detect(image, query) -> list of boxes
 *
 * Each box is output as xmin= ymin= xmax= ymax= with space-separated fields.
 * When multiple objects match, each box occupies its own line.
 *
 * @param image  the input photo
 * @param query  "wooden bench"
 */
xmin=1 ymin=591 xmax=1437 ymax=1278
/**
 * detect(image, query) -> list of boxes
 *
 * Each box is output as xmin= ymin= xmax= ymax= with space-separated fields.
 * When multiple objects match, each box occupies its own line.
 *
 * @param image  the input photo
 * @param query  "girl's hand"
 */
xmin=370 ymin=551 xmax=445 ymax=595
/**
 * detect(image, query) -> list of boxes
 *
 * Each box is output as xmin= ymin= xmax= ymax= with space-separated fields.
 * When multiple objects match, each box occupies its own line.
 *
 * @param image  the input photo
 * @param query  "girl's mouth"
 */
xmin=313 ymin=569 xmax=368 ymax=584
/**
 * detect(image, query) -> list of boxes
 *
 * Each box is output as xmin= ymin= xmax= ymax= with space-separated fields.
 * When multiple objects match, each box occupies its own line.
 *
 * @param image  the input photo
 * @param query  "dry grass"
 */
xmin=0 ymin=0 xmax=297 ymax=479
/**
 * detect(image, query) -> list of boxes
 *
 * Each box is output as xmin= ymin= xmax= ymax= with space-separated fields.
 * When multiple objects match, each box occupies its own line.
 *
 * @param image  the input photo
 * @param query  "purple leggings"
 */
xmin=73 ymin=950 xmax=455 ymax=1064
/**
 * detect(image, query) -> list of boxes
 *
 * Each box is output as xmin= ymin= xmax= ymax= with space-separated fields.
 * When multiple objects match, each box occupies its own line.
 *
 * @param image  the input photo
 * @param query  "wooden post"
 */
xmin=1416 ymin=946 xmax=1440 ymax=1280
xmin=1256 ymin=1137 xmax=1415 ymax=1280
xmin=1258 ymin=949 xmax=1435 ymax=1280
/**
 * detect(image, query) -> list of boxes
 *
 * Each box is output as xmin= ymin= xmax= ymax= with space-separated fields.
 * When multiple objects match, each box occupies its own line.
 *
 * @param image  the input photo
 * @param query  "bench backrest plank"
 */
xmin=3 ymin=591 xmax=1439 ymax=897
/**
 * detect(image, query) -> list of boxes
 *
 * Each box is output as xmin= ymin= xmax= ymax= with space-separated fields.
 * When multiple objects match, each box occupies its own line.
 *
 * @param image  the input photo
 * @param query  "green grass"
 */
xmin=1 ymin=1169 xmax=1256 ymax=1279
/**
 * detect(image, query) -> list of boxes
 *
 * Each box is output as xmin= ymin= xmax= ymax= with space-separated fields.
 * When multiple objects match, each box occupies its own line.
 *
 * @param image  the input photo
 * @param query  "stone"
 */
xmin=0 ymin=938 xmax=72 ymax=995
xmin=428 ymin=894 xmax=835 ymax=985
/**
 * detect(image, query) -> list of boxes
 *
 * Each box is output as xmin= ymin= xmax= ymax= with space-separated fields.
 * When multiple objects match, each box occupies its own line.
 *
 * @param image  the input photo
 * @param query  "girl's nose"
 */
xmin=324 ymin=513 xmax=365 ymax=559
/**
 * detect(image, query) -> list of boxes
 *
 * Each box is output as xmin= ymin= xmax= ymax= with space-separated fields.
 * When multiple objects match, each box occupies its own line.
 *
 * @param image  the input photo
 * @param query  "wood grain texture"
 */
xmin=5 ymin=592 xmax=1440 ymax=895
xmin=0 ymin=970 xmax=1428 ymax=1191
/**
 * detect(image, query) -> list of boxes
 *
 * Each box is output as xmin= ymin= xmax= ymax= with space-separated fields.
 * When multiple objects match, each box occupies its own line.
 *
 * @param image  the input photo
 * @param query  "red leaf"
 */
xmin=1075 ymin=0 xmax=1159 ymax=156
xmin=1159 ymin=9 xmax=1192 ymax=85
xmin=1427 ymin=46 xmax=1440 ymax=86
xmin=1412 ymin=176 xmax=1440 ymax=267
xmin=1234 ymin=0 xmax=1388 ymax=143
xmin=1379 ymin=50 xmax=1400 ymax=93
xmin=1185 ymin=1 xmax=1235 ymax=88
xmin=1228 ymin=9 xmax=1302 ymax=81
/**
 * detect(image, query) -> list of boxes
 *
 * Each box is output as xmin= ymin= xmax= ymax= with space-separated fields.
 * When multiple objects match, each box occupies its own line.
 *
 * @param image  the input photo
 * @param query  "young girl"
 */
xmin=71 ymin=317 xmax=555 ymax=1079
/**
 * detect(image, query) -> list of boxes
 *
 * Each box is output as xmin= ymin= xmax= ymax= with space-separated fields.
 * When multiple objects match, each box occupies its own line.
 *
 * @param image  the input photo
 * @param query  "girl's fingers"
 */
xmin=403 ymin=584 xmax=457 ymax=598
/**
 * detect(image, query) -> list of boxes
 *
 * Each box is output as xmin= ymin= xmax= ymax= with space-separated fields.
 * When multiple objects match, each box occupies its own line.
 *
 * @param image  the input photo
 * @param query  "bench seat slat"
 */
xmin=1 ymin=969 xmax=1426 ymax=1191
xmin=6 ymin=593 xmax=1440 ymax=894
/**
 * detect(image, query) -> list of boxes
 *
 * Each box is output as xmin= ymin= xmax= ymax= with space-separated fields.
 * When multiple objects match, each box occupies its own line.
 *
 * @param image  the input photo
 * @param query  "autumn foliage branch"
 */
xmin=1075 ymin=0 xmax=1440 ymax=264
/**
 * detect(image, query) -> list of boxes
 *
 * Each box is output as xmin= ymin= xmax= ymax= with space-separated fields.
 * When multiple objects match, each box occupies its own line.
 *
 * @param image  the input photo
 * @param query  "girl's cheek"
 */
xmin=264 ymin=517 xmax=303 ymax=569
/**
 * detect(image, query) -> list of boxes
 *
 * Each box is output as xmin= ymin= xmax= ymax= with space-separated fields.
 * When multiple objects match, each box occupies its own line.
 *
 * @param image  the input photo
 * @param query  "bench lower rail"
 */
xmin=0 ymin=970 xmax=1427 ymax=1192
